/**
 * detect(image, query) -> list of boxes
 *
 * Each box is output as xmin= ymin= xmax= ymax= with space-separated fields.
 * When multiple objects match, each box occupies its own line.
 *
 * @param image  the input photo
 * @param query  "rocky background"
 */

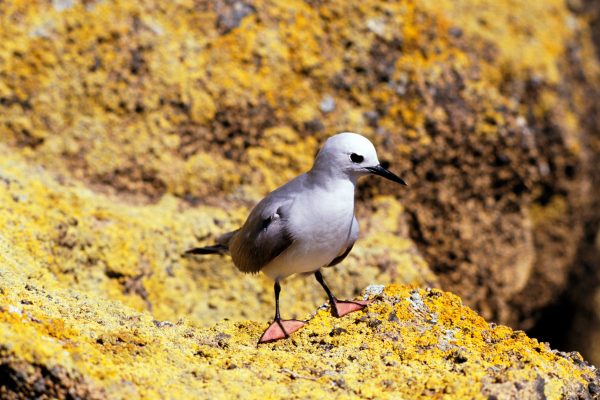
xmin=1 ymin=0 xmax=600 ymax=398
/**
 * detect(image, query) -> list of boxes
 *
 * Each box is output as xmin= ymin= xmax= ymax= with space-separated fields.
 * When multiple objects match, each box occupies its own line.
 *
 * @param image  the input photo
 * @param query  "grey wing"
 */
xmin=327 ymin=216 xmax=359 ymax=267
xmin=228 ymin=196 xmax=295 ymax=273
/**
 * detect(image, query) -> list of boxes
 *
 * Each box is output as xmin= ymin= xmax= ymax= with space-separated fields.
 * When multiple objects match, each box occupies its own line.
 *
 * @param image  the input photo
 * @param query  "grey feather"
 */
xmin=326 ymin=216 xmax=358 ymax=267
xmin=216 ymin=230 xmax=237 ymax=249
xmin=227 ymin=176 xmax=306 ymax=273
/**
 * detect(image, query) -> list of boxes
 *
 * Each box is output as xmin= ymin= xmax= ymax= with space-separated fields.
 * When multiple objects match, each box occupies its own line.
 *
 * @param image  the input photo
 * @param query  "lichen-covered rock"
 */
xmin=0 ymin=140 xmax=431 ymax=325
xmin=1 ymin=146 xmax=598 ymax=398
xmin=1 ymin=0 xmax=600 ymax=388
xmin=1 ymin=0 xmax=599 ymax=341
xmin=1 ymin=256 xmax=598 ymax=400
xmin=558 ymin=0 xmax=600 ymax=372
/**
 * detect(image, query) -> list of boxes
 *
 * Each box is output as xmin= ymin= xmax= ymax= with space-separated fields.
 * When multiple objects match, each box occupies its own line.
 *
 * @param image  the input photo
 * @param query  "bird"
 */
xmin=185 ymin=132 xmax=406 ymax=343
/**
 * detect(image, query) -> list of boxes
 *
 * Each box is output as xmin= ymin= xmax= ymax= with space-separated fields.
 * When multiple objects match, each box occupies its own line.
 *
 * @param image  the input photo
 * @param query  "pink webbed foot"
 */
xmin=332 ymin=299 xmax=373 ymax=318
xmin=258 ymin=319 xmax=307 ymax=344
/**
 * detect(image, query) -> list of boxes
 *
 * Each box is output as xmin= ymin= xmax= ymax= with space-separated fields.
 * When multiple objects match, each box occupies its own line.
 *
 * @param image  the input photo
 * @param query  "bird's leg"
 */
xmin=258 ymin=279 xmax=306 ymax=344
xmin=314 ymin=270 xmax=372 ymax=318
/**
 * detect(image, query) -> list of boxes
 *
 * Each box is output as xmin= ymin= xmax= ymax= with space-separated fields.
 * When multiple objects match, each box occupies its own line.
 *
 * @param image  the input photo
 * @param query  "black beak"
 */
xmin=365 ymin=165 xmax=407 ymax=186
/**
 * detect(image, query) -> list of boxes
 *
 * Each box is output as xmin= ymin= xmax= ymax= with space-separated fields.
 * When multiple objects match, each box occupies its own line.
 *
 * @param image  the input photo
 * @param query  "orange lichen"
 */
xmin=0 ymin=0 xmax=599 ymax=397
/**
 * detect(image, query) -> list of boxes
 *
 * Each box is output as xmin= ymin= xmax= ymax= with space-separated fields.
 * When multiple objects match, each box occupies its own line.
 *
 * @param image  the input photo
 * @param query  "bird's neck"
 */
xmin=306 ymin=167 xmax=358 ymax=192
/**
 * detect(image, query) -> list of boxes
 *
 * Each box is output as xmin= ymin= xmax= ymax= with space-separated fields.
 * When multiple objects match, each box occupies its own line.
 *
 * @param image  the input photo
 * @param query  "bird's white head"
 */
xmin=311 ymin=132 xmax=407 ymax=185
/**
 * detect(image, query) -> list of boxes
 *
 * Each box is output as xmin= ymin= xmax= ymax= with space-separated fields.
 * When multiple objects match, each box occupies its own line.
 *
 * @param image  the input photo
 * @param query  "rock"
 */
xmin=319 ymin=95 xmax=336 ymax=113
xmin=0 ymin=148 xmax=597 ymax=397
xmin=0 ymin=267 xmax=598 ymax=399
xmin=0 ymin=145 xmax=430 ymax=328
xmin=558 ymin=0 xmax=600 ymax=371
xmin=0 ymin=0 xmax=599 ymax=377
xmin=215 ymin=0 xmax=256 ymax=35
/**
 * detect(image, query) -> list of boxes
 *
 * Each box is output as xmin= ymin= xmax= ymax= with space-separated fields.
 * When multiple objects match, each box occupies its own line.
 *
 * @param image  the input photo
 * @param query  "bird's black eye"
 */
xmin=350 ymin=153 xmax=364 ymax=163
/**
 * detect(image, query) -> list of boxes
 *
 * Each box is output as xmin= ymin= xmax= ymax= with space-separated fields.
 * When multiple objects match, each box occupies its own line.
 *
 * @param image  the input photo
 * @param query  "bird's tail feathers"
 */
xmin=184 ymin=229 xmax=238 ymax=256
xmin=184 ymin=244 xmax=228 ymax=255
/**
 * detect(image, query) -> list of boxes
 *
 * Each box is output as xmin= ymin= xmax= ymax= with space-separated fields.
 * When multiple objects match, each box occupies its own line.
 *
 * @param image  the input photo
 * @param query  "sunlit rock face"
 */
xmin=0 ymin=0 xmax=600 ymax=395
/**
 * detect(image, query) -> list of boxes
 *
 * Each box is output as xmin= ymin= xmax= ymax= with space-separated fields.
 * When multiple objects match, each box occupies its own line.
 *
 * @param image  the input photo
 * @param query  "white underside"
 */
xmin=262 ymin=238 xmax=344 ymax=280
xmin=262 ymin=180 xmax=355 ymax=280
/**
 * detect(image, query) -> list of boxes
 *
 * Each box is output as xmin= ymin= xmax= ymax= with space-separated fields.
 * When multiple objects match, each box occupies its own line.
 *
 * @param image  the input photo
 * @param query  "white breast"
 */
xmin=262 ymin=180 xmax=355 ymax=280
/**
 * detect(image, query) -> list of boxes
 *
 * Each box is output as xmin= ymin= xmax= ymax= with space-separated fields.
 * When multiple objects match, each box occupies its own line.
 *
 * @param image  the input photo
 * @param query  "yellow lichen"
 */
xmin=0 ymin=264 xmax=595 ymax=399
xmin=528 ymin=196 xmax=567 ymax=227
xmin=0 ymin=0 xmax=598 ymax=397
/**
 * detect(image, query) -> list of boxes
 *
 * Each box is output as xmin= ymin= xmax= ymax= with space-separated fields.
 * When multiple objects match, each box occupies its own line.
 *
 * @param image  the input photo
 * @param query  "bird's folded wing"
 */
xmin=228 ymin=198 xmax=295 ymax=273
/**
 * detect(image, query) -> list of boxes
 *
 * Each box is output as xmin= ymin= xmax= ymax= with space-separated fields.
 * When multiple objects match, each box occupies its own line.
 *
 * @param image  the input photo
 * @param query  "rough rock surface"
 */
xmin=1 ymin=0 xmax=600 ymax=392
xmin=0 ymin=145 xmax=430 ymax=326
xmin=1 ymin=0 xmax=599 ymax=337
xmin=1 ymin=266 xmax=598 ymax=400
xmin=0 ymin=148 xmax=598 ymax=397
xmin=561 ymin=0 xmax=600 ymax=372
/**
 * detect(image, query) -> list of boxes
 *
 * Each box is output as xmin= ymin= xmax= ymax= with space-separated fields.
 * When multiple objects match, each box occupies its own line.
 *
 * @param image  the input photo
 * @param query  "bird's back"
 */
xmin=227 ymin=174 xmax=309 ymax=273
